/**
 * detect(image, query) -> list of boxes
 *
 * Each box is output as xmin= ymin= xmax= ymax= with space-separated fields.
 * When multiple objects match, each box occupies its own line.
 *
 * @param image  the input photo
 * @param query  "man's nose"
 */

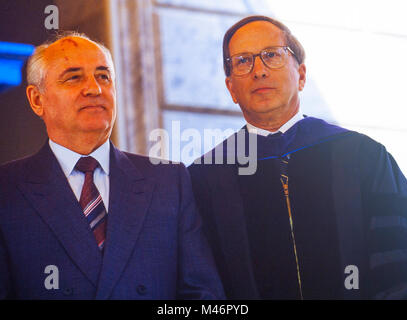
xmin=252 ymin=55 xmax=269 ymax=79
xmin=82 ymin=76 xmax=102 ymax=96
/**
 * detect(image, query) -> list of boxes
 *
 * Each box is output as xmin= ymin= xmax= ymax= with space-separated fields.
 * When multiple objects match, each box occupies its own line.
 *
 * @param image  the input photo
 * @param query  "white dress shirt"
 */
xmin=246 ymin=109 xmax=305 ymax=136
xmin=49 ymin=139 xmax=110 ymax=211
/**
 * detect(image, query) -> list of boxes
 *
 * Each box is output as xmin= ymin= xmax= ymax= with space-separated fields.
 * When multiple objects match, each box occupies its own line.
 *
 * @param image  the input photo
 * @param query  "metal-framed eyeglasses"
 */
xmin=227 ymin=46 xmax=298 ymax=76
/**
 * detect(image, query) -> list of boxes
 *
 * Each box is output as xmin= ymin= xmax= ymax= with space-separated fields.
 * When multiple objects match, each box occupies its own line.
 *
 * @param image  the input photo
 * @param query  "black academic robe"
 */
xmin=188 ymin=117 xmax=407 ymax=299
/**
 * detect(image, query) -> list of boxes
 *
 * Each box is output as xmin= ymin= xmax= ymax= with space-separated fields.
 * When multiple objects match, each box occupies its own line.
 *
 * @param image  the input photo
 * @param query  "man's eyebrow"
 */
xmin=96 ymin=66 xmax=111 ymax=73
xmin=58 ymin=67 xmax=82 ymax=78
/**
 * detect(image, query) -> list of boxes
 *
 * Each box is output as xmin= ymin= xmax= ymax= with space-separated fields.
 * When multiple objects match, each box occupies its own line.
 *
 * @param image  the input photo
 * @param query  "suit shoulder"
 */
xmin=122 ymin=152 xmax=187 ymax=175
xmin=0 ymin=154 xmax=37 ymax=181
xmin=331 ymin=130 xmax=387 ymax=156
xmin=190 ymin=131 xmax=239 ymax=170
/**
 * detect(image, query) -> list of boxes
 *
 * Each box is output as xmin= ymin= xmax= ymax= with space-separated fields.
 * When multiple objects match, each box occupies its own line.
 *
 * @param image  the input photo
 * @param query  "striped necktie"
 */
xmin=75 ymin=156 xmax=107 ymax=251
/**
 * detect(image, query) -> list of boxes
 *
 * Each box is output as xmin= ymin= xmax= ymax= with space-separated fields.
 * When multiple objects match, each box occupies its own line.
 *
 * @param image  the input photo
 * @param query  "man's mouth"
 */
xmin=252 ymin=87 xmax=275 ymax=94
xmin=80 ymin=105 xmax=105 ymax=110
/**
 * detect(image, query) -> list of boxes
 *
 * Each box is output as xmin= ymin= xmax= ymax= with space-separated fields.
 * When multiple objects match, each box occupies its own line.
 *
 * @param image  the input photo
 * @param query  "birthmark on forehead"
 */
xmin=56 ymin=38 xmax=79 ymax=61
xmin=60 ymin=38 xmax=78 ymax=47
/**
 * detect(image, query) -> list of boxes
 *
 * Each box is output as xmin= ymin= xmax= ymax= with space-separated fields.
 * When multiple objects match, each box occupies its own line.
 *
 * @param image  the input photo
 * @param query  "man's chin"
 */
xmin=247 ymin=103 xmax=280 ymax=114
xmin=77 ymin=121 xmax=112 ymax=134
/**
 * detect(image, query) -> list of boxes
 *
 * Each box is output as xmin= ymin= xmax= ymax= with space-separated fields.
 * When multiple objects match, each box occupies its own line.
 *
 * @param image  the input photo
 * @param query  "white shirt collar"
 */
xmin=49 ymin=139 xmax=110 ymax=177
xmin=246 ymin=109 xmax=304 ymax=137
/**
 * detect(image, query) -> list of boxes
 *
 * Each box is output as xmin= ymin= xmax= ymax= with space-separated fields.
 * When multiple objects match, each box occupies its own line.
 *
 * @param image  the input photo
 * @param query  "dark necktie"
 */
xmin=75 ymin=156 xmax=107 ymax=251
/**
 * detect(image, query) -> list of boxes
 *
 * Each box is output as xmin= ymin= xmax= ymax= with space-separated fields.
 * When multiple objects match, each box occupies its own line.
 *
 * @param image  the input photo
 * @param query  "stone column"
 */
xmin=108 ymin=0 xmax=161 ymax=154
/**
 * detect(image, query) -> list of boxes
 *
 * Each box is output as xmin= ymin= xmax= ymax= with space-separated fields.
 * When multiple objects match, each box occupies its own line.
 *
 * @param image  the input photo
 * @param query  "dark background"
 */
xmin=0 ymin=0 xmax=55 ymax=164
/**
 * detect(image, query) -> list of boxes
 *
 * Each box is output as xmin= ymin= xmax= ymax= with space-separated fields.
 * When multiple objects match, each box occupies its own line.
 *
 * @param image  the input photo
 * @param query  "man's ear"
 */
xmin=298 ymin=63 xmax=306 ymax=91
xmin=26 ymin=85 xmax=45 ymax=117
xmin=225 ymin=77 xmax=238 ymax=104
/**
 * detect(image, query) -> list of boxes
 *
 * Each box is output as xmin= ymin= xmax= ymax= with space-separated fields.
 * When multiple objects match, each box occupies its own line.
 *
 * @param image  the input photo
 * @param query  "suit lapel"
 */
xmin=17 ymin=143 xmax=103 ymax=287
xmin=95 ymin=144 xmax=155 ymax=299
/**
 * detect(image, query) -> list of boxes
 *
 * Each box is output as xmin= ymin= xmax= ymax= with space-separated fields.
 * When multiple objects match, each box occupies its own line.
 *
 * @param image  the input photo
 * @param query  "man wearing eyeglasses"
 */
xmin=188 ymin=15 xmax=407 ymax=299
